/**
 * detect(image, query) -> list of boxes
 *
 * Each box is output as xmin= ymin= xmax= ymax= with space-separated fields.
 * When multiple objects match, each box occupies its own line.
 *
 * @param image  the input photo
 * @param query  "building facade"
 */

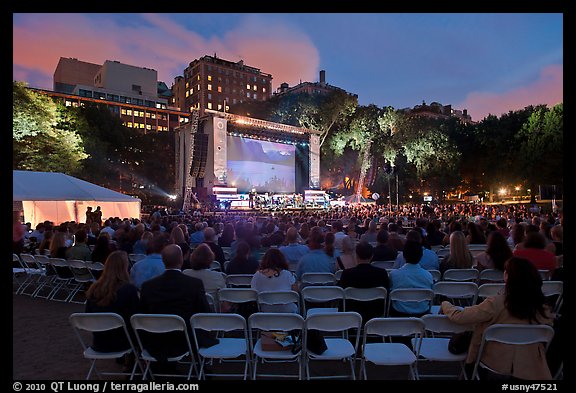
xmin=274 ymin=70 xmax=358 ymax=102
xmin=400 ymin=101 xmax=473 ymax=124
xmin=181 ymin=55 xmax=273 ymax=115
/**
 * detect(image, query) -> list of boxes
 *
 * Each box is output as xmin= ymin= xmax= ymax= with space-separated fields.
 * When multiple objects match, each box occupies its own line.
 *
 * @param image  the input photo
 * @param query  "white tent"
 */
xmin=13 ymin=170 xmax=141 ymax=227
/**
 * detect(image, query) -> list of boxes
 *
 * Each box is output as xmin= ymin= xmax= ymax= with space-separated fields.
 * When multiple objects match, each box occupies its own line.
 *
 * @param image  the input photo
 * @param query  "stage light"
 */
xmin=167 ymin=194 xmax=177 ymax=200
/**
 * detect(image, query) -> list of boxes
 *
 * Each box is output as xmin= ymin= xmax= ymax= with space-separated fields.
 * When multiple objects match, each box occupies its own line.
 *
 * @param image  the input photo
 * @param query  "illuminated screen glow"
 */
xmin=227 ymin=135 xmax=295 ymax=193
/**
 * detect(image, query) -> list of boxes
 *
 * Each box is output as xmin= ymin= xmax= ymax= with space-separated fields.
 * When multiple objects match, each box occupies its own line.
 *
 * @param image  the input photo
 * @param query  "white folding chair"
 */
xmin=303 ymin=311 xmax=362 ymax=380
xmin=217 ymin=288 xmax=259 ymax=315
xmin=128 ymin=253 xmax=146 ymax=266
xmin=477 ymin=283 xmax=505 ymax=301
xmin=436 ymin=248 xmax=450 ymax=258
xmin=67 ymin=259 xmax=96 ymax=304
xmin=471 ymin=324 xmax=555 ymax=380
xmin=47 ymin=258 xmax=76 ymax=302
xmin=210 ymin=261 xmax=222 ymax=271
xmin=416 ymin=314 xmax=474 ymax=379
xmin=541 ymin=281 xmax=563 ymax=314
xmin=428 ymin=269 xmax=442 ymax=283
xmin=343 ymin=286 xmax=387 ymax=320
xmin=85 ymin=261 xmax=105 ymax=281
xmin=248 ymin=312 xmax=305 ymax=379
xmin=70 ymin=312 xmax=144 ymax=380
xmin=334 ymin=269 xmax=343 ymax=281
xmin=17 ymin=253 xmax=45 ymax=296
xmin=225 ymin=274 xmax=254 ymax=288
xmin=32 ymin=254 xmax=56 ymax=298
xmin=190 ymin=313 xmax=251 ymax=380
xmin=387 ymin=288 xmax=434 ymax=317
xmin=12 ymin=254 xmax=27 ymax=293
xmin=432 ymin=282 xmax=478 ymax=313
xmin=257 ymin=291 xmax=301 ymax=314
xmin=478 ymin=269 xmax=505 ymax=283
xmin=360 ymin=317 xmax=425 ymax=380
xmin=130 ymin=314 xmax=198 ymax=380
xmin=301 ymin=286 xmax=345 ymax=317
xmin=371 ymin=260 xmax=396 ymax=270
xmin=301 ymin=272 xmax=337 ymax=286
xmin=442 ymin=268 xmax=479 ymax=282
xmin=205 ymin=292 xmax=218 ymax=313
xmin=538 ymin=270 xmax=552 ymax=281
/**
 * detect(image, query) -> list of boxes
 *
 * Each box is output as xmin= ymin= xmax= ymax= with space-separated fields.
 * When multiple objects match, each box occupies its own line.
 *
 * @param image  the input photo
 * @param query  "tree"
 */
xmin=516 ymin=103 xmax=563 ymax=203
xmin=13 ymin=81 xmax=87 ymax=173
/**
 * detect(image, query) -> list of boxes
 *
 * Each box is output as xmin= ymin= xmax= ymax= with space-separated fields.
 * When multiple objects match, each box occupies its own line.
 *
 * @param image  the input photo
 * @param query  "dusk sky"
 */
xmin=13 ymin=13 xmax=563 ymax=121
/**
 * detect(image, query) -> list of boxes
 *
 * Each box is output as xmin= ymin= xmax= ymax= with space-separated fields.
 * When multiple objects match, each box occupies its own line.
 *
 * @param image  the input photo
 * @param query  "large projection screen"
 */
xmin=227 ymin=135 xmax=296 ymax=193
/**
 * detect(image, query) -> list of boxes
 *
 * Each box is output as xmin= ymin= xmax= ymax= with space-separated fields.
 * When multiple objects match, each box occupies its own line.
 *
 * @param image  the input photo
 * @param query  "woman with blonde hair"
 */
xmin=49 ymin=231 xmax=69 ymax=259
xmin=336 ymin=236 xmax=357 ymax=270
xmin=85 ymin=250 xmax=139 ymax=352
xmin=440 ymin=230 xmax=474 ymax=274
xmin=169 ymin=225 xmax=191 ymax=268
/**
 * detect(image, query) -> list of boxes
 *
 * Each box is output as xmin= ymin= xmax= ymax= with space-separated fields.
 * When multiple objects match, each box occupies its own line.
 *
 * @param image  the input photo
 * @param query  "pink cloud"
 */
xmin=458 ymin=64 xmax=563 ymax=121
xmin=13 ymin=14 xmax=320 ymax=91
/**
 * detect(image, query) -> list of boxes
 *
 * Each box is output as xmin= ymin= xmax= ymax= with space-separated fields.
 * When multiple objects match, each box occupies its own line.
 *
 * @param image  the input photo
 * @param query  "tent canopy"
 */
xmin=13 ymin=170 xmax=141 ymax=227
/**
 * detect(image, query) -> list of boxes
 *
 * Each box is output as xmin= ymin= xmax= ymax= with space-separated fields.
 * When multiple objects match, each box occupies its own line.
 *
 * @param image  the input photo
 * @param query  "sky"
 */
xmin=13 ymin=13 xmax=563 ymax=121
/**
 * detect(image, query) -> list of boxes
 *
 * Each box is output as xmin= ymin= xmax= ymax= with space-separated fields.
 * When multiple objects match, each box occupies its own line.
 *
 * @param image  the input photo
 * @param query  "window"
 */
xmin=197 ymin=84 xmax=200 ymax=90
xmin=197 ymin=75 xmax=200 ymax=80
xmin=225 ymin=105 xmax=230 ymax=112
xmin=139 ymin=123 xmax=145 ymax=129
xmin=132 ymin=84 xmax=142 ymax=93
xmin=262 ymin=87 xmax=266 ymax=93
xmin=186 ymin=82 xmax=189 ymax=88
xmin=207 ymin=102 xmax=212 ymax=109
xmin=121 ymin=109 xmax=127 ymax=115
xmin=151 ymin=114 xmax=156 ymax=119
xmin=208 ymin=93 xmax=212 ymax=99
xmin=146 ymin=124 xmax=151 ymax=130
xmin=127 ymin=110 xmax=132 ymax=116
xmin=65 ymin=100 xmax=72 ymax=107
xmin=218 ymin=104 xmax=222 ymax=110
xmin=233 ymin=98 xmax=237 ymax=104
xmin=163 ymin=126 xmax=168 ymax=131
xmin=127 ymin=122 xmax=133 ymax=128
xmin=208 ymin=75 xmax=212 ymax=81
xmin=246 ymin=92 xmax=250 ymax=98
xmin=217 ymin=86 xmax=222 ymax=93
xmin=246 ymin=84 xmax=251 ymax=90
xmin=146 ymin=112 xmax=151 ymax=118
xmin=186 ymin=91 xmax=190 ymax=97
xmin=190 ymin=88 xmax=193 ymax=94
xmin=208 ymin=84 xmax=212 ymax=91
xmin=253 ymin=93 xmax=257 ymax=99
xmin=139 ymin=111 xmax=144 ymax=117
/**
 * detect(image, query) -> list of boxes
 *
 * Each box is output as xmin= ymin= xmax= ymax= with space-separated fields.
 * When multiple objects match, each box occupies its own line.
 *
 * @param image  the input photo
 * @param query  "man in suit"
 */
xmin=139 ymin=244 xmax=217 ymax=369
xmin=338 ymin=241 xmax=390 ymax=323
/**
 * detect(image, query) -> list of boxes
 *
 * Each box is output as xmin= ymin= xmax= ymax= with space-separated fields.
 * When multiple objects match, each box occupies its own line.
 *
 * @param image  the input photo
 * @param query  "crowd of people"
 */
xmin=12 ymin=200 xmax=564 ymax=380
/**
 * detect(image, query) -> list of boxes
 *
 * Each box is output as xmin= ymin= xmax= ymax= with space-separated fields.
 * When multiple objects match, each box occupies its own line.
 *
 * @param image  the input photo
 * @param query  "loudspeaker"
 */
xmin=190 ymin=133 xmax=209 ymax=178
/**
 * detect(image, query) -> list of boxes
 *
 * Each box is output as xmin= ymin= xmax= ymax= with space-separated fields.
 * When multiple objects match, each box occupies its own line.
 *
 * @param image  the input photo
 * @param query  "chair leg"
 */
xmin=349 ymin=358 xmax=356 ymax=380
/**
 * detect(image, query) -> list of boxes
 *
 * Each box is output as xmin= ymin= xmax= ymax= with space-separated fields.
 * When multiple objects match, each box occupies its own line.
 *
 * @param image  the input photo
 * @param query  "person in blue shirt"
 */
xmin=393 ymin=229 xmax=439 ymax=270
xmin=279 ymin=227 xmax=309 ymax=272
xmin=130 ymin=232 xmax=169 ymax=289
xmin=389 ymin=239 xmax=434 ymax=316
xmin=296 ymin=226 xmax=335 ymax=282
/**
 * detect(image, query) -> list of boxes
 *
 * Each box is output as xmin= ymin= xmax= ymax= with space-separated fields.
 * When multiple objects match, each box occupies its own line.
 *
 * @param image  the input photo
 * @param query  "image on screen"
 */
xmin=227 ymin=135 xmax=296 ymax=193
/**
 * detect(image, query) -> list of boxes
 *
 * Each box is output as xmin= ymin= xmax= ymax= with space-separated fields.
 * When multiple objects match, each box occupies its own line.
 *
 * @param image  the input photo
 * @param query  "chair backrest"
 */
xmin=130 ymin=314 xmax=187 ymax=334
xmin=49 ymin=258 xmax=73 ymax=279
xmin=541 ymin=281 xmax=563 ymax=297
xmin=34 ymin=254 xmax=50 ymax=266
xmin=70 ymin=312 xmax=127 ymax=332
xmin=248 ymin=312 xmax=304 ymax=332
xmin=210 ymin=261 xmax=222 ymax=271
xmin=334 ymin=270 xmax=343 ymax=280
xmin=387 ymin=288 xmax=434 ymax=316
xmin=538 ymin=270 xmax=551 ymax=281
xmin=433 ymin=282 xmax=478 ymax=304
xmin=421 ymin=314 xmax=473 ymax=334
xmin=301 ymin=272 xmax=336 ymax=286
xmin=467 ymin=244 xmax=488 ymax=251
xmin=128 ymin=253 xmax=147 ymax=263
xmin=478 ymin=269 xmax=505 ymax=283
xmin=304 ymin=311 xmax=362 ymax=332
xmin=225 ymin=274 xmax=254 ymax=287
xmin=428 ymin=269 xmax=442 ymax=283
xmin=68 ymin=259 xmax=95 ymax=281
xmin=257 ymin=290 xmax=300 ymax=309
xmin=344 ymin=286 xmax=387 ymax=303
xmin=371 ymin=260 xmax=396 ymax=270
xmin=206 ymin=292 xmax=217 ymax=312
xmin=364 ymin=317 xmax=425 ymax=338
xmin=19 ymin=253 xmax=39 ymax=269
xmin=477 ymin=283 xmax=505 ymax=300
xmin=217 ymin=288 xmax=258 ymax=304
xmin=442 ymin=268 xmax=479 ymax=282
xmin=191 ymin=313 xmax=246 ymax=332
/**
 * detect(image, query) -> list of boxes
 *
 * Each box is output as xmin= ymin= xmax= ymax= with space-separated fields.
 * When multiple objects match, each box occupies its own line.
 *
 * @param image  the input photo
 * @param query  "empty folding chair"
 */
xmin=360 ymin=317 xmax=425 ymax=380
xmin=17 ymin=253 xmax=45 ymax=296
xmin=12 ymin=254 xmax=27 ymax=293
xmin=86 ymin=261 xmax=105 ymax=281
xmin=47 ymin=258 xmax=76 ymax=302
xmin=471 ymin=324 xmax=555 ymax=380
xmin=431 ymin=282 xmax=478 ymax=313
xmin=300 ymin=272 xmax=337 ymax=287
xmin=68 ymin=259 xmax=96 ymax=303
xmin=32 ymin=254 xmax=56 ymax=298
xmin=343 ymin=287 xmax=387 ymax=326
xmin=130 ymin=314 xmax=198 ymax=380
xmin=442 ymin=268 xmax=479 ymax=282
xmin=257 ymin=290 xmax=300 ymax=314
xmin=225 ymin=274 xmax=254 ymax=288
xmin=387 ymin=288 xmax=434 ymax=317
xmin=301 ymin=286 xmax=345 ymax=317
xmin=248 ymin=312 xmax=305 ymax=379
xmin=371 ymin=260 xmax=396 ymax=270
xmin=417 ymin=314 xmax=474 ymax=379
xmin=190 ymin=313 xmax=251 ymax=380
xmin=303 ymin=311 xmax=362 ymax=380
xmin=70 ymin=312 xmax=144 ymax=380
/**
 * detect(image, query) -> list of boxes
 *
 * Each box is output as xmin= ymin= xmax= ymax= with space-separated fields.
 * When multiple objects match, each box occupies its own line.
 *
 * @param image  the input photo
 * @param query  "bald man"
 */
xmin=139 ymin=244 xmax=217 ymax=364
